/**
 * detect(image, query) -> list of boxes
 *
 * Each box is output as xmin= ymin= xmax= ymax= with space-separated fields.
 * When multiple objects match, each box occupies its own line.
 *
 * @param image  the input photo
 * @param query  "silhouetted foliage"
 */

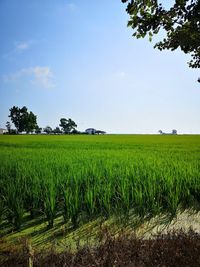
xmin=59 ymin=118 xmax=77 ymax=134
xmin=43 ymin=126 xmax=53 ymax=134
xmin=35 ymin=126 xmax=42 ymax=134
xmin=5 ymin=121 xmax=11 ymax=134
xmin=53 ymin=127 xmax=62 ymax=134
xmin=9 ymin=106 xmax=38 ymax=133
xmin=122 ymin=0 xmax=200 ymax=68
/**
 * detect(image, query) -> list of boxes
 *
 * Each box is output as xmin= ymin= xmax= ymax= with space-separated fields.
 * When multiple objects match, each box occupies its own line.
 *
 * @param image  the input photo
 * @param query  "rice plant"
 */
xmin=0 ymin=134 xmax=200 ymax=231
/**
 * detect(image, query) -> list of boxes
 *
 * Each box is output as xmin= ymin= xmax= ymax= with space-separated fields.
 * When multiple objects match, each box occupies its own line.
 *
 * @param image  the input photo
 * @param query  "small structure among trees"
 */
xmin=95 ymin=130 xmax=106 ymax=135
xmin=85 ymin=128 xmax=106 ymax=135
xmin=158 ymin=129 xmax=177 ymax=135
xmin=85 ymin=128 xmax=96 ymax=135
xmin=0 ymin=128 xmax=8 ymax=134
xmin=5 ymin=106 xmax=107 ymax=135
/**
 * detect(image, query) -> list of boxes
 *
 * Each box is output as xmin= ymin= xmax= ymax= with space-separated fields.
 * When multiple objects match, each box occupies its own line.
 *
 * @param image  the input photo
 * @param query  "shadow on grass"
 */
xmin=2 ymin=229 xmax=200 ymax=267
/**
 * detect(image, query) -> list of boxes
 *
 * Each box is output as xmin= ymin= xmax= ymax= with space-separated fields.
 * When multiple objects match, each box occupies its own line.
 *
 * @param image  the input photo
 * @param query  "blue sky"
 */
xmin=0 ymin=0 xmax=199 ymax=134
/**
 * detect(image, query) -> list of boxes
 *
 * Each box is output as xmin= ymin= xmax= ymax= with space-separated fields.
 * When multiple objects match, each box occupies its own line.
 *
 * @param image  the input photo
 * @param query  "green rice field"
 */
xmin=0 ymin=134 xmax=200 ymax=232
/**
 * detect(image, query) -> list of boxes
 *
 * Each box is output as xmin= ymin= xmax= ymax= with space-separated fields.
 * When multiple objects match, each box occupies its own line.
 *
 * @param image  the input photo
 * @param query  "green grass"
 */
xmin=0 ymin=134 xmax=200 ymax=234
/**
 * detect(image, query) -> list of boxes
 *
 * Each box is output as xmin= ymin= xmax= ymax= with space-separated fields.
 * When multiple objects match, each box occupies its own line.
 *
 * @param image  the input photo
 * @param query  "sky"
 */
xmin=0 ymin=0 xmax=200 ymax=134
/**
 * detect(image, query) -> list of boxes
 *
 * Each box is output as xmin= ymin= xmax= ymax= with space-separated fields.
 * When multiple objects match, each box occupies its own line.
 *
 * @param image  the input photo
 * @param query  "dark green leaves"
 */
xmin=122 ymin=0 xmax=200 ymax=68
xmin=9 ymin=106 xmax=38 ymax=133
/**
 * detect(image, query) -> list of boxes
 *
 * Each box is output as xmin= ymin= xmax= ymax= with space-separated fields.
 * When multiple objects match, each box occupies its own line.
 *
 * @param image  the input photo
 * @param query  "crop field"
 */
xmin=0 ymin=134 xmax=200 ymax=232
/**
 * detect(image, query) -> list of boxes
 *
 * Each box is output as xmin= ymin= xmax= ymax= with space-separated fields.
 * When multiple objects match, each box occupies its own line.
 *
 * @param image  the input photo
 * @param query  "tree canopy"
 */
xmin=43 ymin=126 xmax=53 ymax=134
xmin=59 ymin=118 xmax=77 ymax=134
xmin=122 ymin=0 xmax=200 ymax=68
xmin=6 ymin=121 xmax=11 ymax=134
xmin=9 ymin=106 xmax=38 ymax=133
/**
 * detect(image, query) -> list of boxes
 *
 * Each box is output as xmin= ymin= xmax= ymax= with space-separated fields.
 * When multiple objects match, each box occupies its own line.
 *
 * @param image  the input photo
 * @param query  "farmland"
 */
xmin=0 ymin=134 xmax=200 ymax=235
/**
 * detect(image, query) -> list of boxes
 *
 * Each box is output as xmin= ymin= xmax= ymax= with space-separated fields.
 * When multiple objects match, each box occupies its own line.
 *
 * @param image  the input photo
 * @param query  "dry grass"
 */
xmin=1 ymin=228 xmax=200 ymax=267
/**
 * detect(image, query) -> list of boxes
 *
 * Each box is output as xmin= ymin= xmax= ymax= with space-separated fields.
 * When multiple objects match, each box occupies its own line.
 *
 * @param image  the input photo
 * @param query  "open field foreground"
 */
xmin=0 ymin=134 xmax=200 ymax=265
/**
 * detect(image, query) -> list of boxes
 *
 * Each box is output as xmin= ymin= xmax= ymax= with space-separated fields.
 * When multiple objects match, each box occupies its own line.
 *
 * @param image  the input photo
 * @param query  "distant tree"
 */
xmin=158 ymin=130 xmax=163 ymax=134
xmin=9 ymin=106 xmax=38 ymax=133
xmin=53 ymin=127 xmax=62 ymax=134
xmin=10 ymin=129 xmax=17 ymax=134
xmin=59 ymin=118 xmax=68 ymax=133
xmin=24 ymin=111 xmax=38 ymax=133
xmin=59 ymin=118 xmax=70 ymax=133
xmin=43 ymin=126 xmax=53 ymax=134
xmin=172 ymin=129 xmax=177 ymax=135
xmin=68 ymin=118 xmax=77 ymax=133
xmin=6 ymin=121 xmax=11 ymax=134
xmin=71 ymin=129 xmax=80 ymax=134
xmin=59 ymin=118 xmax=77 ymax=134
xmin=35 ymin=126 xmax=42 ymax=134
xmin=122 ymin=0 xmax=200 ymax=69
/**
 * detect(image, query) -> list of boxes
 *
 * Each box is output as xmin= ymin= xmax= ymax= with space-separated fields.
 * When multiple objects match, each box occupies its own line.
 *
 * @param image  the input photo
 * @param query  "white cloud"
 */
xmin=16 ymin=41 xmax=30 ymax=51
xmin=2 ymin=41 xmax=31 ymax=59
xmin=2 ymin=39 xmax=47 ymax=60
xmin=30 ymin=66 xmax=56 ymax=88
xmin=3 ymin=66 xmax=56 ymax=89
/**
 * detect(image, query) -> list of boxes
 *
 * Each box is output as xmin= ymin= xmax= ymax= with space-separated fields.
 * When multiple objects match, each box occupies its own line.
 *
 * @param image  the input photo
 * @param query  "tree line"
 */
xmin=5 ymin=106 xmax=80 ymax=134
